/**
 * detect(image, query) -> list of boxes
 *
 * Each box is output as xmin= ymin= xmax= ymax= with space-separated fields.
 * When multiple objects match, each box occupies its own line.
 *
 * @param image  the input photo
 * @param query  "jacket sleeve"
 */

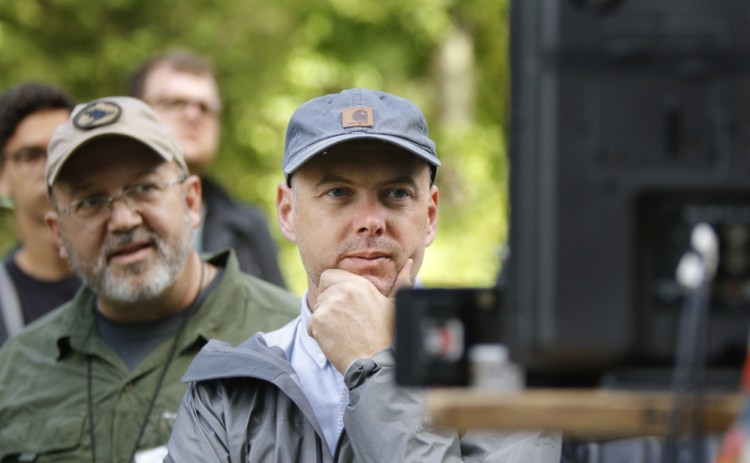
xmin=165 ymin=381 xmax=233 ymax=463
xmin=342 ymin=349 xmax=562 ymax=463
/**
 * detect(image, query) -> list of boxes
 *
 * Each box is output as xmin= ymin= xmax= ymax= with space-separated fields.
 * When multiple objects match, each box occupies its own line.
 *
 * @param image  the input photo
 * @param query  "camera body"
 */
xmin=395 ymin=288 xmax=502 ymax=386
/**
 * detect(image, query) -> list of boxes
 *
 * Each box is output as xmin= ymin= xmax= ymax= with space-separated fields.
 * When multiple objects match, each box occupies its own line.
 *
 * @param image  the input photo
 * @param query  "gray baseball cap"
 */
xmin=282 ymin=88 xmax=440 ymax=183
xmin=46 ymin=96 xmax=188 ymax=187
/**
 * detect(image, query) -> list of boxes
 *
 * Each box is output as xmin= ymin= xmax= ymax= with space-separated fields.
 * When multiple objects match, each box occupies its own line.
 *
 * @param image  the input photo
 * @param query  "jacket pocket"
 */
xmin=0 ymin=415 xmax=86 ymax=462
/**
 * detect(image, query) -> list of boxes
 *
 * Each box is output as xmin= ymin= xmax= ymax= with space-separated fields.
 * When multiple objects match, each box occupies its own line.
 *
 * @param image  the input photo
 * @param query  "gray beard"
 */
xmin=62 ymin=213 xmax=193 ymax=304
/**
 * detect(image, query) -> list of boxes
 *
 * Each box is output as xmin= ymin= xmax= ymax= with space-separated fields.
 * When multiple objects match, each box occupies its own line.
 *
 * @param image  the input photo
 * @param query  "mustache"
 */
xmin=337 ymin=237 xmax=399 ymax=258
xmin=101 ymin=228 xmax=159 ymax=259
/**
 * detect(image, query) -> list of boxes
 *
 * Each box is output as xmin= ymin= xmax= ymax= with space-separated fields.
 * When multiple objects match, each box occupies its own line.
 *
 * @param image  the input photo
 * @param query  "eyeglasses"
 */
xmin=2 ymin=147 xmax=47 ymax=178
xmin=57 ymin=175 xmax=188 ymax=222
xmin=149 ymin=97 xmax=220 ymax=119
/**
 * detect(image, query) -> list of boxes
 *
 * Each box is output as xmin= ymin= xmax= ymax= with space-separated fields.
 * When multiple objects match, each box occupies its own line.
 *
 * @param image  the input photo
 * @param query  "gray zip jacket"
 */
xmin=165 ymin=333 xmax=561 ymax=462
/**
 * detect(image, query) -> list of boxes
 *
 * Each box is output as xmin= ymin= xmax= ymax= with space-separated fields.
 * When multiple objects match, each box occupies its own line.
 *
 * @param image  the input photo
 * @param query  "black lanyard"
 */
xmin=87 ymin=262 xmax=205 ymax=463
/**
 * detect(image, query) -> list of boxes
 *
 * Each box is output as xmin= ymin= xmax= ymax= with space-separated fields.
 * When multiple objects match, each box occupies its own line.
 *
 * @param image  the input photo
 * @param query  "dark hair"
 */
xmin=0 ymin=82 xmax=75 ymax=156
xmin=126 ymin=50 xmax=218 ymax=99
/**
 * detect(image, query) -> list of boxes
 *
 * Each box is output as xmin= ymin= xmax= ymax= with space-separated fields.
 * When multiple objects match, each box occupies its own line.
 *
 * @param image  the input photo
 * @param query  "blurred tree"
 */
xmin=0 ymin=0 xmax=509 ymax=294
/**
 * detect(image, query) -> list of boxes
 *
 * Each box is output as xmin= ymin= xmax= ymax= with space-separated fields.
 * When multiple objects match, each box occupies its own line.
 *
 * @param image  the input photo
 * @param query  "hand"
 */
xmin=308 ymin=259 xmax=413 ymax=374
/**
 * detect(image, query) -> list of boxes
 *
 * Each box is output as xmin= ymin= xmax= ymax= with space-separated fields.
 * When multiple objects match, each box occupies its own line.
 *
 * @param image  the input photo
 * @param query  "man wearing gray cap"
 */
xmin=166 ymin=89 xmax=561 ymax=461
xmin=0 ymin=96 xmax=297 ymax=462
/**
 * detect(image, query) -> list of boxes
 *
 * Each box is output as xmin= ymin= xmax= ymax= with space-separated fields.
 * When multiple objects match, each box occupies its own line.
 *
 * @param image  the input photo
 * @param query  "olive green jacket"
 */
xmin=0 ymin=250 xmax=298 ymax=463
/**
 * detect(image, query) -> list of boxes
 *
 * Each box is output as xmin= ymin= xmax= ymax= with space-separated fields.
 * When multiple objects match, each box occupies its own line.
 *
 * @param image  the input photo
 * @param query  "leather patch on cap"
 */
xmin=342 ymin=107 xmax=373 ymax=128
xmin=73 ymin=100 xmax=122 ymax=130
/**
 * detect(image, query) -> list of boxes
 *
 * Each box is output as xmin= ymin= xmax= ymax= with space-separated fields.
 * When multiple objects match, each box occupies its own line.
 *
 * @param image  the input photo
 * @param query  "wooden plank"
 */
xmin=426 ymin=389 xmax=742 ymax=438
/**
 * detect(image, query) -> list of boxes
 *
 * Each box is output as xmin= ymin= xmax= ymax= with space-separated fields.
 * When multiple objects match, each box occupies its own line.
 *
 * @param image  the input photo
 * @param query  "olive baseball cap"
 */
xmin=282 ymin=88 xmax=440 ymax=183
xmin=46 ymin=96 xmax=188 ymax=187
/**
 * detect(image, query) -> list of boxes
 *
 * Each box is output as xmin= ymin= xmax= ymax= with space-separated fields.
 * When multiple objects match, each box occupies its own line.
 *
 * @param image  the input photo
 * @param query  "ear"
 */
xmin=183 ymin=175 xmax=203 ymax=229
xmin=44 ymin=208 xmax=69 ymax=260
xmin=276 ymin=181 xmax=297 ymax=243
xmin=424 ymin=184 xmax=439 ymax=247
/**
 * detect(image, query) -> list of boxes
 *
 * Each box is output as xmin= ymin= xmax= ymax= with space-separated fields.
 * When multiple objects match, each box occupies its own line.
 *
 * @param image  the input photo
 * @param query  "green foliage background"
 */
xmin=0 ymin=0 xmax=510 ymax=295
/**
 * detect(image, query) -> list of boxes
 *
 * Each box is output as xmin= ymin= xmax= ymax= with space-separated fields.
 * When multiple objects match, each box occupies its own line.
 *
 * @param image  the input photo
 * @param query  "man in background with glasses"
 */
xmin=0 ymin=96 xmax=297 ymax=462
xmin=0 ymin=82 xmax=81 ymax=345
xmin=127 ymin=50 xmax=287 ymax=288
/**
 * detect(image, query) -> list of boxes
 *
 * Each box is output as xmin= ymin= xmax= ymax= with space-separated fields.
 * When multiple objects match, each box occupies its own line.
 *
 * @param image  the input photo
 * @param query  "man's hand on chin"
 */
xmin=308 ymin=259 xmax=413 ymax=373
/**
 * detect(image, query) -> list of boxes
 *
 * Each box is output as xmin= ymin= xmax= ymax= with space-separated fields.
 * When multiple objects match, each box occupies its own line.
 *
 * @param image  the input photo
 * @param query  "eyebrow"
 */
xmin=313 ymin=174 xmax=351 ymax=188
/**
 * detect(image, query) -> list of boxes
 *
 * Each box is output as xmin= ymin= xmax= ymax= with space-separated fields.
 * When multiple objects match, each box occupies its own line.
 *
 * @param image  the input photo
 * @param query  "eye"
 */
xmin=20 ymin=149 xmax=46 ymax=163
xmin=74 ymin=195 xmax=108 ymax=212
xmin=386 ymin=188 xmax=412 ymax=200
xmin=325 ymin=187 xmax=350 ymax=198
xmin=127 ymin=182 xmax=162 ymax=200
xmin=11 ymin=147 xmax=46 ymax=164
xmin=158 ymin=98 xmax=186 ymax=110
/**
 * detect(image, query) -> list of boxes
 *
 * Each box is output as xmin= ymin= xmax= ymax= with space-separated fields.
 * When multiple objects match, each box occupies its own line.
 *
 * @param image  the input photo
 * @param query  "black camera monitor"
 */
xmin=504 ymin=0 xmax=750 ymax=387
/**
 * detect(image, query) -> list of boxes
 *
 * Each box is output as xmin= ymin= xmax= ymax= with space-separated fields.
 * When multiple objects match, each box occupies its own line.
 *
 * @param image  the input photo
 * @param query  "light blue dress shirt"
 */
xmin=262 ymin=292 xmax=349 ymax=456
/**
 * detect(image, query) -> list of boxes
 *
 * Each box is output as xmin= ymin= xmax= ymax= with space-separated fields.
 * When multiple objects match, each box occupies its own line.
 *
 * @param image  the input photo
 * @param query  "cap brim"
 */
xmin=284 ymin=133 xmax=440 ymax=179
xmin=46 ymin=131 xmax=178 ymax=187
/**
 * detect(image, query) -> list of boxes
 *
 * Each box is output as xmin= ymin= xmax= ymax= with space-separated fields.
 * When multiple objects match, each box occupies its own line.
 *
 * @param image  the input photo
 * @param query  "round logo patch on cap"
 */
xmin=73 ymin=100 xmax=122 ymax=130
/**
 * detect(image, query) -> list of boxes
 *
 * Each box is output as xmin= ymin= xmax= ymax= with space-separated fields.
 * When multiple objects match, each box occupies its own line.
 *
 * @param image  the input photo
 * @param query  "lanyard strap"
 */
xmin=0 ymin=261 xmax=23 ymax=343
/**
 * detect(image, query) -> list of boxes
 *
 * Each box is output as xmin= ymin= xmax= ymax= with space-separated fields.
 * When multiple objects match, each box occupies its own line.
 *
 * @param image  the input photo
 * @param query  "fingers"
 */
xmin=318 ymin=268 xmax=364 ymax=296
xmin=308 ymin=259 xmax=414 ymax=373
xmin=317 ymin=258 xmax=415 ymax=298
xmin=307 ymin=303 xmax=320 ymax=339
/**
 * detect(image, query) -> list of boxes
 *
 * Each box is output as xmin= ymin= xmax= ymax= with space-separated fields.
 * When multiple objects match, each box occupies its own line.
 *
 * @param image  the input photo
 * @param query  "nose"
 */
xmin=355 ymin=199 xmax=386 ymax=237
xmin=107 ymin=197 xmax=143 ymax=232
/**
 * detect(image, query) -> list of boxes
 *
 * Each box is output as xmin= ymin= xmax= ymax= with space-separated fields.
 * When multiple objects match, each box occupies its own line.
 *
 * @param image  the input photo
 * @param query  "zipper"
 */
xmin=332 ymin=429 xmax=347 ymax=462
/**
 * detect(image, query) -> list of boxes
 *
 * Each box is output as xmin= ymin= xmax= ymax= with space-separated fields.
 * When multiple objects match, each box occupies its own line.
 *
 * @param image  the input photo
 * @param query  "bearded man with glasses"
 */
xmin=0 ymin=82 xmax=81 ymax=345
xmin=0 ymin=96 xmax=298 ymax=462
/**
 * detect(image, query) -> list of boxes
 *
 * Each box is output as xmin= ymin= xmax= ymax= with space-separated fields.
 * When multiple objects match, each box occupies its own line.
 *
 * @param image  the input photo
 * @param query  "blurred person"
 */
xmin=0 ymin=82 xmax=81 ymax=344
xmin=127 ymin=50 xmax=286 ymax=287
xmin=0 ymin=96 xmax=297 ymax=462
xmin=166 ymin=89 xmax=561 ymax=462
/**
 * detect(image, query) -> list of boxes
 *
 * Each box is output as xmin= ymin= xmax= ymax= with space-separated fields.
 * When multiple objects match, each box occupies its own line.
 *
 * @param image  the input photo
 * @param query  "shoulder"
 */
xmin=0 ymin=297 xmax=78 ymax=356
xmin=219 ymin=251 xmax=297 ymax=312
xmin=234 ymin=273 xmax=298 ymax=311
xmin=222 ymin=269 xmax=298 ymax=318
xmin=196 ymin=251 xmax=298 ymax=342
xmin=182 ymin=334 xmax=289 ymax=383
xmin=0 ymin=301 xmax=83 ymax=415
